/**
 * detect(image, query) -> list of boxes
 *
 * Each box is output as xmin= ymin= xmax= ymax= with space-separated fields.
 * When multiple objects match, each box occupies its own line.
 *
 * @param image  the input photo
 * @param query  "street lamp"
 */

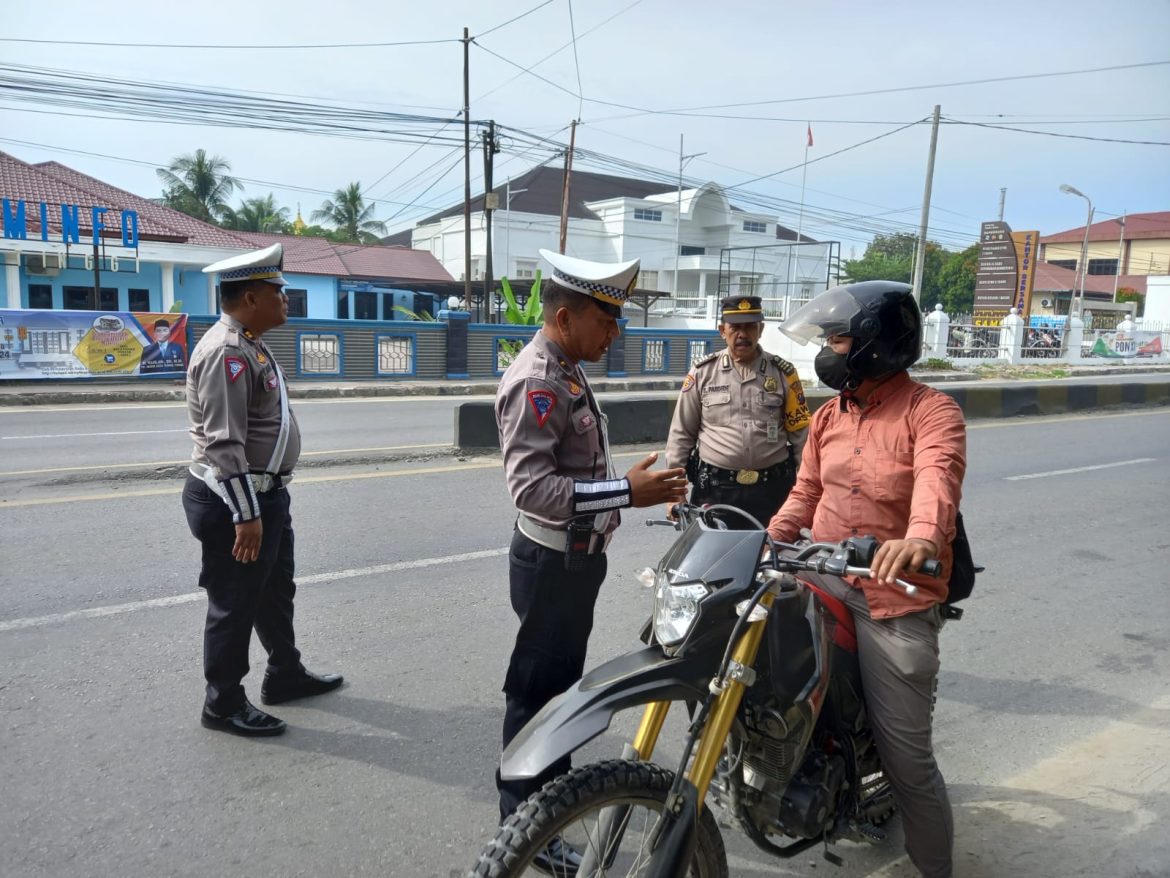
xmin=672 ymin=134 xmax=707 ymax=305
xmin=1059 ymin=183 xmax=1094 ymax=317
xmin=504 ymin=179 xmax=528 ymax=281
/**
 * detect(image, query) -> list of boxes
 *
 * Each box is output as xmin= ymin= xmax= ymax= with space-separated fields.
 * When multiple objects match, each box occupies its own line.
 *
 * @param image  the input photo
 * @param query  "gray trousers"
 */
xmin=807 ymin=572 xmax=953 ymax=878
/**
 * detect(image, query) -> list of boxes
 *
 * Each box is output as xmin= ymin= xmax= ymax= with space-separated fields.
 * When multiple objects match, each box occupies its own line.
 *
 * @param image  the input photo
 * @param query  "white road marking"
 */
xmin=0 ymin=428 xmax=188 ymax=440
xmin=1005 ymin=457 xmax=1156 ymax=481
xmin=0 ymin=547 xmax=509 ymax=633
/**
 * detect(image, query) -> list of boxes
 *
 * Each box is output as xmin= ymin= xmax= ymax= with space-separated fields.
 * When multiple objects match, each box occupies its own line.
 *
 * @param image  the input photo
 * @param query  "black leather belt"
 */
xmin=698 ymin=460 xmax=787 ymax=486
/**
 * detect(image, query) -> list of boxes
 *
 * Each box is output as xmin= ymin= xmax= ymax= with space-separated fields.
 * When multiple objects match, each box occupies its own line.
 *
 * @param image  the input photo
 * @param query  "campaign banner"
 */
xmin=1090 ymin=330 xmax=1164 ymax=359
xmin=0 ymin=309 xmax=189 ymax=379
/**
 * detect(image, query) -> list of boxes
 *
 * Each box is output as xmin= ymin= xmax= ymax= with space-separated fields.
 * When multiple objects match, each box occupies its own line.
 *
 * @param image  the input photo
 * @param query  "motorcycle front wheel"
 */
xmin=469 ymin=758 xmax=728 ymax=878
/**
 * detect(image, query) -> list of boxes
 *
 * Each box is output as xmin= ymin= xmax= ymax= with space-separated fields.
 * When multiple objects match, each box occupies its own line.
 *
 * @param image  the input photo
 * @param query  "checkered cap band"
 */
xmin=220 ymin=264 xmax=282 ymax=282
xmin=552 ymin=268 xmax=629 ymax=305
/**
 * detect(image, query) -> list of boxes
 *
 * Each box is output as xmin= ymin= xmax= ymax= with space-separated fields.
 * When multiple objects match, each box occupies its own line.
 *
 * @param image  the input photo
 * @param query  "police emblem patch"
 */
xmin=681 ymin=374 xmax=695 ymax=392
xmin=266 ymin=372 xmax=279 ymax=391
xmin=257 ymin=352 xmax=268 ymax=364
xmin=738 ymin=299 xmax=751 ymax=310
xmin=224 ymin=356 xmax=246 ymax=383
xmin=568 ymin=381 xmax=582 ymax=396
xmin=527 ymin=389 xmax=556 ymax=428
xmin=763 ymin=376 xmax=778 ymax=392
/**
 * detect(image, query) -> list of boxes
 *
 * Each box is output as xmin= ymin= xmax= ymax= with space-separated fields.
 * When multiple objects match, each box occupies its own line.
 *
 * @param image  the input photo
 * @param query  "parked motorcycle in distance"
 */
xmin=469 ymin=503 xmax=948 ymax=878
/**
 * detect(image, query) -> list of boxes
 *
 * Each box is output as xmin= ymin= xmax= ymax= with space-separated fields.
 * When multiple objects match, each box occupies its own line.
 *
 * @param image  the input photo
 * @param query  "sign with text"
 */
xmin=0 ymin=309 xmax=187 ymax=379
xmin=973 ymin=222 xmax=1040 ymax=326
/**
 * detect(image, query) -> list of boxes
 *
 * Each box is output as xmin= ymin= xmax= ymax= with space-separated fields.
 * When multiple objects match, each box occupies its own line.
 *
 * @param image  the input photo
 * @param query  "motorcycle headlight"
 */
xmin=653 ymin=575 xmax=710 ymax=646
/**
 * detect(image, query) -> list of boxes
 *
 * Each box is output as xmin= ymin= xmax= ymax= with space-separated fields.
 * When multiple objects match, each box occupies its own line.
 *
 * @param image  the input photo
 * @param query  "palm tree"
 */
xmin=221 ymin=194 xmax=290 ymax=233
xmin=311 ymin=182 xmax=387 ymax=244
xmin=157 ymin=149 xmax=242 ymax=223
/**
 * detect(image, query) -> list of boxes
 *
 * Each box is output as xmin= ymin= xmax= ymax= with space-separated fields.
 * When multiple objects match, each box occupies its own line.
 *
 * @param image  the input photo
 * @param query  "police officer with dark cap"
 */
xmin=665 ymin=294 xmax=811 ymax=527
xmin=494 ymin=248 xmax=688 ymax=871
xmin=183 ymin=243 xmax=342 ymax=737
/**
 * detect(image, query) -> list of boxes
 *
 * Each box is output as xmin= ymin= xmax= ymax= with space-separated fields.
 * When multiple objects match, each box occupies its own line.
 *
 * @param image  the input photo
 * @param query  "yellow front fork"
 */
xmin=628 ymin=593 xmax=774 ymax=813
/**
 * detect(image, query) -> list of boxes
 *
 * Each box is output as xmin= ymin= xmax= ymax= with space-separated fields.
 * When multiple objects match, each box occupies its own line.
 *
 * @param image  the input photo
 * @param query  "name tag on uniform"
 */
xmin=767 ymin=422 xmax=779 ymax=442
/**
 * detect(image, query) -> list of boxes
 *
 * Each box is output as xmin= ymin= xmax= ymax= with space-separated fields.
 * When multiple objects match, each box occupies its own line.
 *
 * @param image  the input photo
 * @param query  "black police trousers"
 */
xmin=691 ymin=471 xmax=793 ymax=530
xmin=182 ymin=475 xmax=302 ymax=713
xmin=497 ymin=528 xmax=607 ymax=822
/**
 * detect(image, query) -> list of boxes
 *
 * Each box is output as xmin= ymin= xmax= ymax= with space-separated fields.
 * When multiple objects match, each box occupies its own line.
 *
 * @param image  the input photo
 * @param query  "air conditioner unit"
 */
xmin=1041 ymin=298 xmax=1052 ymax=307
xmin=24 ymin=254 xmax=60 ymax=277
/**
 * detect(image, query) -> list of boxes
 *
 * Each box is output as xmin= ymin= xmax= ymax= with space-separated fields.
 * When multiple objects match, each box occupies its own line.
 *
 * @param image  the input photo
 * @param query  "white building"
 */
xmin=387 ymin=165 xmax=838 ymax=321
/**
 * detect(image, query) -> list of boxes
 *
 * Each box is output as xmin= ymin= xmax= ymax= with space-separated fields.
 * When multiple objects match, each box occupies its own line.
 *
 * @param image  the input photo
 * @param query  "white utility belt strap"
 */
xmin=517 ymin=513 xmax=611 ymax=555
xmin=189 ymin=462 xmax=294 ymax=495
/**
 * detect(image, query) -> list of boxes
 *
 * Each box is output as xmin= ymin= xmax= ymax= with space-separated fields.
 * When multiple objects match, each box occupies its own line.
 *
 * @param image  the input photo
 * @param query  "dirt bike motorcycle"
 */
xmin=469 ymin=503 xmax=952 ymax=877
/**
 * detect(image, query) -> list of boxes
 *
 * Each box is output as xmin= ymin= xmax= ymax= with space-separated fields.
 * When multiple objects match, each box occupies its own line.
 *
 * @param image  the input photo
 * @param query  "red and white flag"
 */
xmin=806 ymin=123 xmax=814 ymax=148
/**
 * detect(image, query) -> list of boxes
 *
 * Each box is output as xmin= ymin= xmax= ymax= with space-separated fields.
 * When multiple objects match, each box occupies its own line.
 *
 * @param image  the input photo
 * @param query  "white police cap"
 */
xmin=202 ymin=243 xmax=288 ymax=286
xmin=539 ymin=249 xmax=639 ymax=313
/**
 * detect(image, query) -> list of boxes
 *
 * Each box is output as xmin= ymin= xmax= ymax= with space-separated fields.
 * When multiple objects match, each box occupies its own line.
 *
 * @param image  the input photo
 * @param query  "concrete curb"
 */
xmin=454 ymin=379 xmax=1170 ymax=450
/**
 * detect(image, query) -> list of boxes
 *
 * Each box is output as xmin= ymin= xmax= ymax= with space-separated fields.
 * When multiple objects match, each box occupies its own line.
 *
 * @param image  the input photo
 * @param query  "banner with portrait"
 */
xmin=0 ymin=309 xmax=189 ymax=379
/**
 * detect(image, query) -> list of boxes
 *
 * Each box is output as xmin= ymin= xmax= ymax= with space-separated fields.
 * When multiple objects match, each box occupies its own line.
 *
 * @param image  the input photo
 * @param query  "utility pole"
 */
xmin=92 ymin=239 xmax=101 ymax=310
xmin=998 ymin=187 xmax=1007 ymax=222
xmin=482 ymin=120 xmax=499 ymax=305
xmin=672 ymin=134 xmax=706 ymax=305
xmin=911 ymin=105 xmax=941 ymax=304
xmin=1113 ymin=212 xmax=1126 ymax=303
xmin=462 ymin=27 xmax=472 ymax=310
xmin=558 ymin=120 xmax=578 ymax=254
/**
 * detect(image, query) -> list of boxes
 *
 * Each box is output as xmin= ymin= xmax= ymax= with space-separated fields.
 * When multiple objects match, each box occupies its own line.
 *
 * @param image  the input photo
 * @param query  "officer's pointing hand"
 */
xmin=233 ymin=519 xmax=263 ymax=564
xmin=626 ymin=452 xmax=689 ymax=508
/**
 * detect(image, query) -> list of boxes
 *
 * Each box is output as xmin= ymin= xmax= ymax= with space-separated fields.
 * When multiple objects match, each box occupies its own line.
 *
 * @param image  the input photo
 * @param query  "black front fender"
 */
xmin=500 ymin=645 xmax=710 ymax=781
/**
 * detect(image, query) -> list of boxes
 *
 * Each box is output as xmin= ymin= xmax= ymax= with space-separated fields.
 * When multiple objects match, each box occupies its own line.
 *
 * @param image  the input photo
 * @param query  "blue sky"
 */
xmin=2 ymin=0 xmax=1167 ymax=256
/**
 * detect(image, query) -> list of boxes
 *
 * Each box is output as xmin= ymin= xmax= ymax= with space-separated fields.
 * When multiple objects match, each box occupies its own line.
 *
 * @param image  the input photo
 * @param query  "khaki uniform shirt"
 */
xmin=496 ymin=331 xmax=628 ymax=534
xmin=666 ymin=347 xmax=810 ymax=472
xmin=187 ymin=314 xmax=301 ymax=520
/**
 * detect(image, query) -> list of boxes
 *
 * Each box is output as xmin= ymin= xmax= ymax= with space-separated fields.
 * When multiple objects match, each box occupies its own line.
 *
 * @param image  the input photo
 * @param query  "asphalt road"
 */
xmin=1 ymin=407 xmax=1168 ymax=877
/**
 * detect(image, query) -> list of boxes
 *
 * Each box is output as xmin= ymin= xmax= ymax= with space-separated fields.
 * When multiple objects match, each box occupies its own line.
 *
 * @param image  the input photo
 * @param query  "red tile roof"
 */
xmin=0 ymin=151 xmax=255 ymax=247
xmin=1033 ymin=262 xmax=1147 ymax=296
xmin=237 ymin=232 xmax=453 ymax=281
xmin=1042 ymin=211 xmax=1170 ymax=244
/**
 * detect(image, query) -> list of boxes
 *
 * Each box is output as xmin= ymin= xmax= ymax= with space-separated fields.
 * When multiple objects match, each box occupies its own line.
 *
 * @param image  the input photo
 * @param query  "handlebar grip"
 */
xmin=919 ymin=558 xmax=943 ymax=578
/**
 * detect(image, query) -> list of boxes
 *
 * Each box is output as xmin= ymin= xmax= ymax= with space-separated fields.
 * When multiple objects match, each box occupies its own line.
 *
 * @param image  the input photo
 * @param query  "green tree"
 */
xmin=157 ymin=149 xmax=241 ymax=223
xmin=842 ymin=232 xmax=949 ymax=309
xmin=311 ymin=182 xmax=387 ymax=244
xmin=934 ymin=243 xmax=979 ymax=314
xmin=221 ymin=194 xmax=291 ymax=233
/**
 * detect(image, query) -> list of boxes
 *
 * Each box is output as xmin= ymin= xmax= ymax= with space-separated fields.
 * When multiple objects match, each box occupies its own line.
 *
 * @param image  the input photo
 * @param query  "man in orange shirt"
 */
xmin=767 ymin=281 xmax=966 ymax=878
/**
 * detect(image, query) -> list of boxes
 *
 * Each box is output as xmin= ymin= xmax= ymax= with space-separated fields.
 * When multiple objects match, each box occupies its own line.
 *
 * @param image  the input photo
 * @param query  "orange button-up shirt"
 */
xmin=767 ymin=372 xmax=966 ymax=618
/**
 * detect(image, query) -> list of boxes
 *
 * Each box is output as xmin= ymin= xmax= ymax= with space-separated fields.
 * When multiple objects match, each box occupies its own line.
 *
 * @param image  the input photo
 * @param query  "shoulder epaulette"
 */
xmin=693 ymin=351 xmax=719 ymax=368
xmin=770 ymin=354 xmax=796 ymax=377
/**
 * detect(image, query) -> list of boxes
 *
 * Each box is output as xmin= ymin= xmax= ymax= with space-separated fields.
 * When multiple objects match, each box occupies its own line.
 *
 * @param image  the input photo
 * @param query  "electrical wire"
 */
xmin=476 ymin=0 xmax=557 ymax=38
xmin=942 ymin=117 xmax=1170 ymax=146
xmin=0 ymin=36 xmax=457 ymax=50
xmin=567 ymin=0 xmax=585 ymax=121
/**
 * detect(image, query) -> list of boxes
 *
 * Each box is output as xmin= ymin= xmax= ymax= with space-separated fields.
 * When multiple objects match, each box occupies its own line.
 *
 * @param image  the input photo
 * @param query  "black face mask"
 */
xmin=814 ymin=345 xmax=852 ymax=391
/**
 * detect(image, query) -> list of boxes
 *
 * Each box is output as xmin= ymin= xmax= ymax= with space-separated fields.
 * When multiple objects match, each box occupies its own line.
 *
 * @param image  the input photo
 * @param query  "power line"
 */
xmin=942 ymin=118 xmax=1170 ymax=146
xmin=567 ymin=0 xmax=585 ymax=121
xmin=0 ymin=36 xmax=457 ymax=50
xmin=477 ymin=0 xmax=557 ymax=38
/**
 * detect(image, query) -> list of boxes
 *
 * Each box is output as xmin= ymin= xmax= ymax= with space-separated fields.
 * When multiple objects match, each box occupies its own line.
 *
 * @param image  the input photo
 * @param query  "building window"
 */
xmin=377 ymin=335 xmax=415 ymax=375
xmin=354 ymin=291 xmax=377 ymax=320
xmin=63 ymin=286 xmax=118 ymax=310
xmin=634 ymin=208 xmax=663 ymax=222
xmin=337 ymin=291 xmax=349 ymax=319
xmin=1048 ymin=259 xmax=1077 ymax=271
xmin=128 ymin=289 xmax=150 ymax=312
xmin=680 ymin=245 xmax=705 ymax=256
xmin=743 ymin=220 xmax=768 ymax=233
xmin=1087 ymin=258 xmax=1119 ymax=276
xmin=299 ymin=333 xmax=341 ymax=374
xmin=737 ymin=276 xmax=758 ymax=295
xmin=515 ymin=260 xmax=537 ymax=279
xmin=285 ymin=289 xmax=308 ymax=318
xmin=637 ymin=270 xmax=659 ymax=291
xmin=28 ymin=284 xmax=53 ymax=309
xmin=643 ymin=338 xmax=668 ymax=373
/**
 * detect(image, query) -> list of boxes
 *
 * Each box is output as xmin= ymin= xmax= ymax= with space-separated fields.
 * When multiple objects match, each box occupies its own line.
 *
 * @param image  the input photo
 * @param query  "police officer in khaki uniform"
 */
xmin=666 ymin=295 xmax=812 ymax=527
xmin=183 ymin=243 xmax=342 ymax=737
xmin=494 ymin=248 xmax=688 ymax=871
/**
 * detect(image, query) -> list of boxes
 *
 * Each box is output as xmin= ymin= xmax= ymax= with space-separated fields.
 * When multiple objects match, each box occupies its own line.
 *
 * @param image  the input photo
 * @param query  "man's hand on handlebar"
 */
xmin=870 ymin=537 xmax=938 ymax=585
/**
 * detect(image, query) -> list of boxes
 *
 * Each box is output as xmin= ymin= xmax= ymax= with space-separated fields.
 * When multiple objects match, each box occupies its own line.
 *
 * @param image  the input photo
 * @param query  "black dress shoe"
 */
xmin=201 ymin=700 xmax=286 ymax=737
xmin=530 ymin=836 xmax=583 ymax=876
xmin=260 ymin=668 xmax=344 ymax=705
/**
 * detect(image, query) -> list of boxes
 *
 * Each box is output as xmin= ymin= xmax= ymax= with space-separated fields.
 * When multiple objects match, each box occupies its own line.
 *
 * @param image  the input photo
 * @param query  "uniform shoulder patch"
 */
xmin=526 ymin=389 xmax=557 ymax=428
xmin=224 ymin=356 xmax=247 ymax=383
xmin=770 ymin=354 xmax=796 ymax=377
xmin=681 ymin=374 xmax=696 ymax=392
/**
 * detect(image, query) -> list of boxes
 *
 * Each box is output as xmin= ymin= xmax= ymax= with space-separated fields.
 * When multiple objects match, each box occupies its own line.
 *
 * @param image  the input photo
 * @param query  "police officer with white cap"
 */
xmin=183 ymin=243 xmax=342 ymax=737
xmin=666 ymin=295 xmax=811 ymax=527
xmin=494 ymin=248 xmax=688 ymax=870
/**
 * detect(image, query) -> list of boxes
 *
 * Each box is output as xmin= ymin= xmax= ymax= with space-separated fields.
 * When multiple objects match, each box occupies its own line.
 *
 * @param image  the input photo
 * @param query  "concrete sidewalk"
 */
xmin=3 ymin=363 xmax=1170 ymax=407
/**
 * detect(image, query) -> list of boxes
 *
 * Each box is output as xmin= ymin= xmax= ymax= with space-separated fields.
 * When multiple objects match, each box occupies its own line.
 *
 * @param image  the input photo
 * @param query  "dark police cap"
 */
xmin=720 ymin=295 xmax=764 ymax=324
